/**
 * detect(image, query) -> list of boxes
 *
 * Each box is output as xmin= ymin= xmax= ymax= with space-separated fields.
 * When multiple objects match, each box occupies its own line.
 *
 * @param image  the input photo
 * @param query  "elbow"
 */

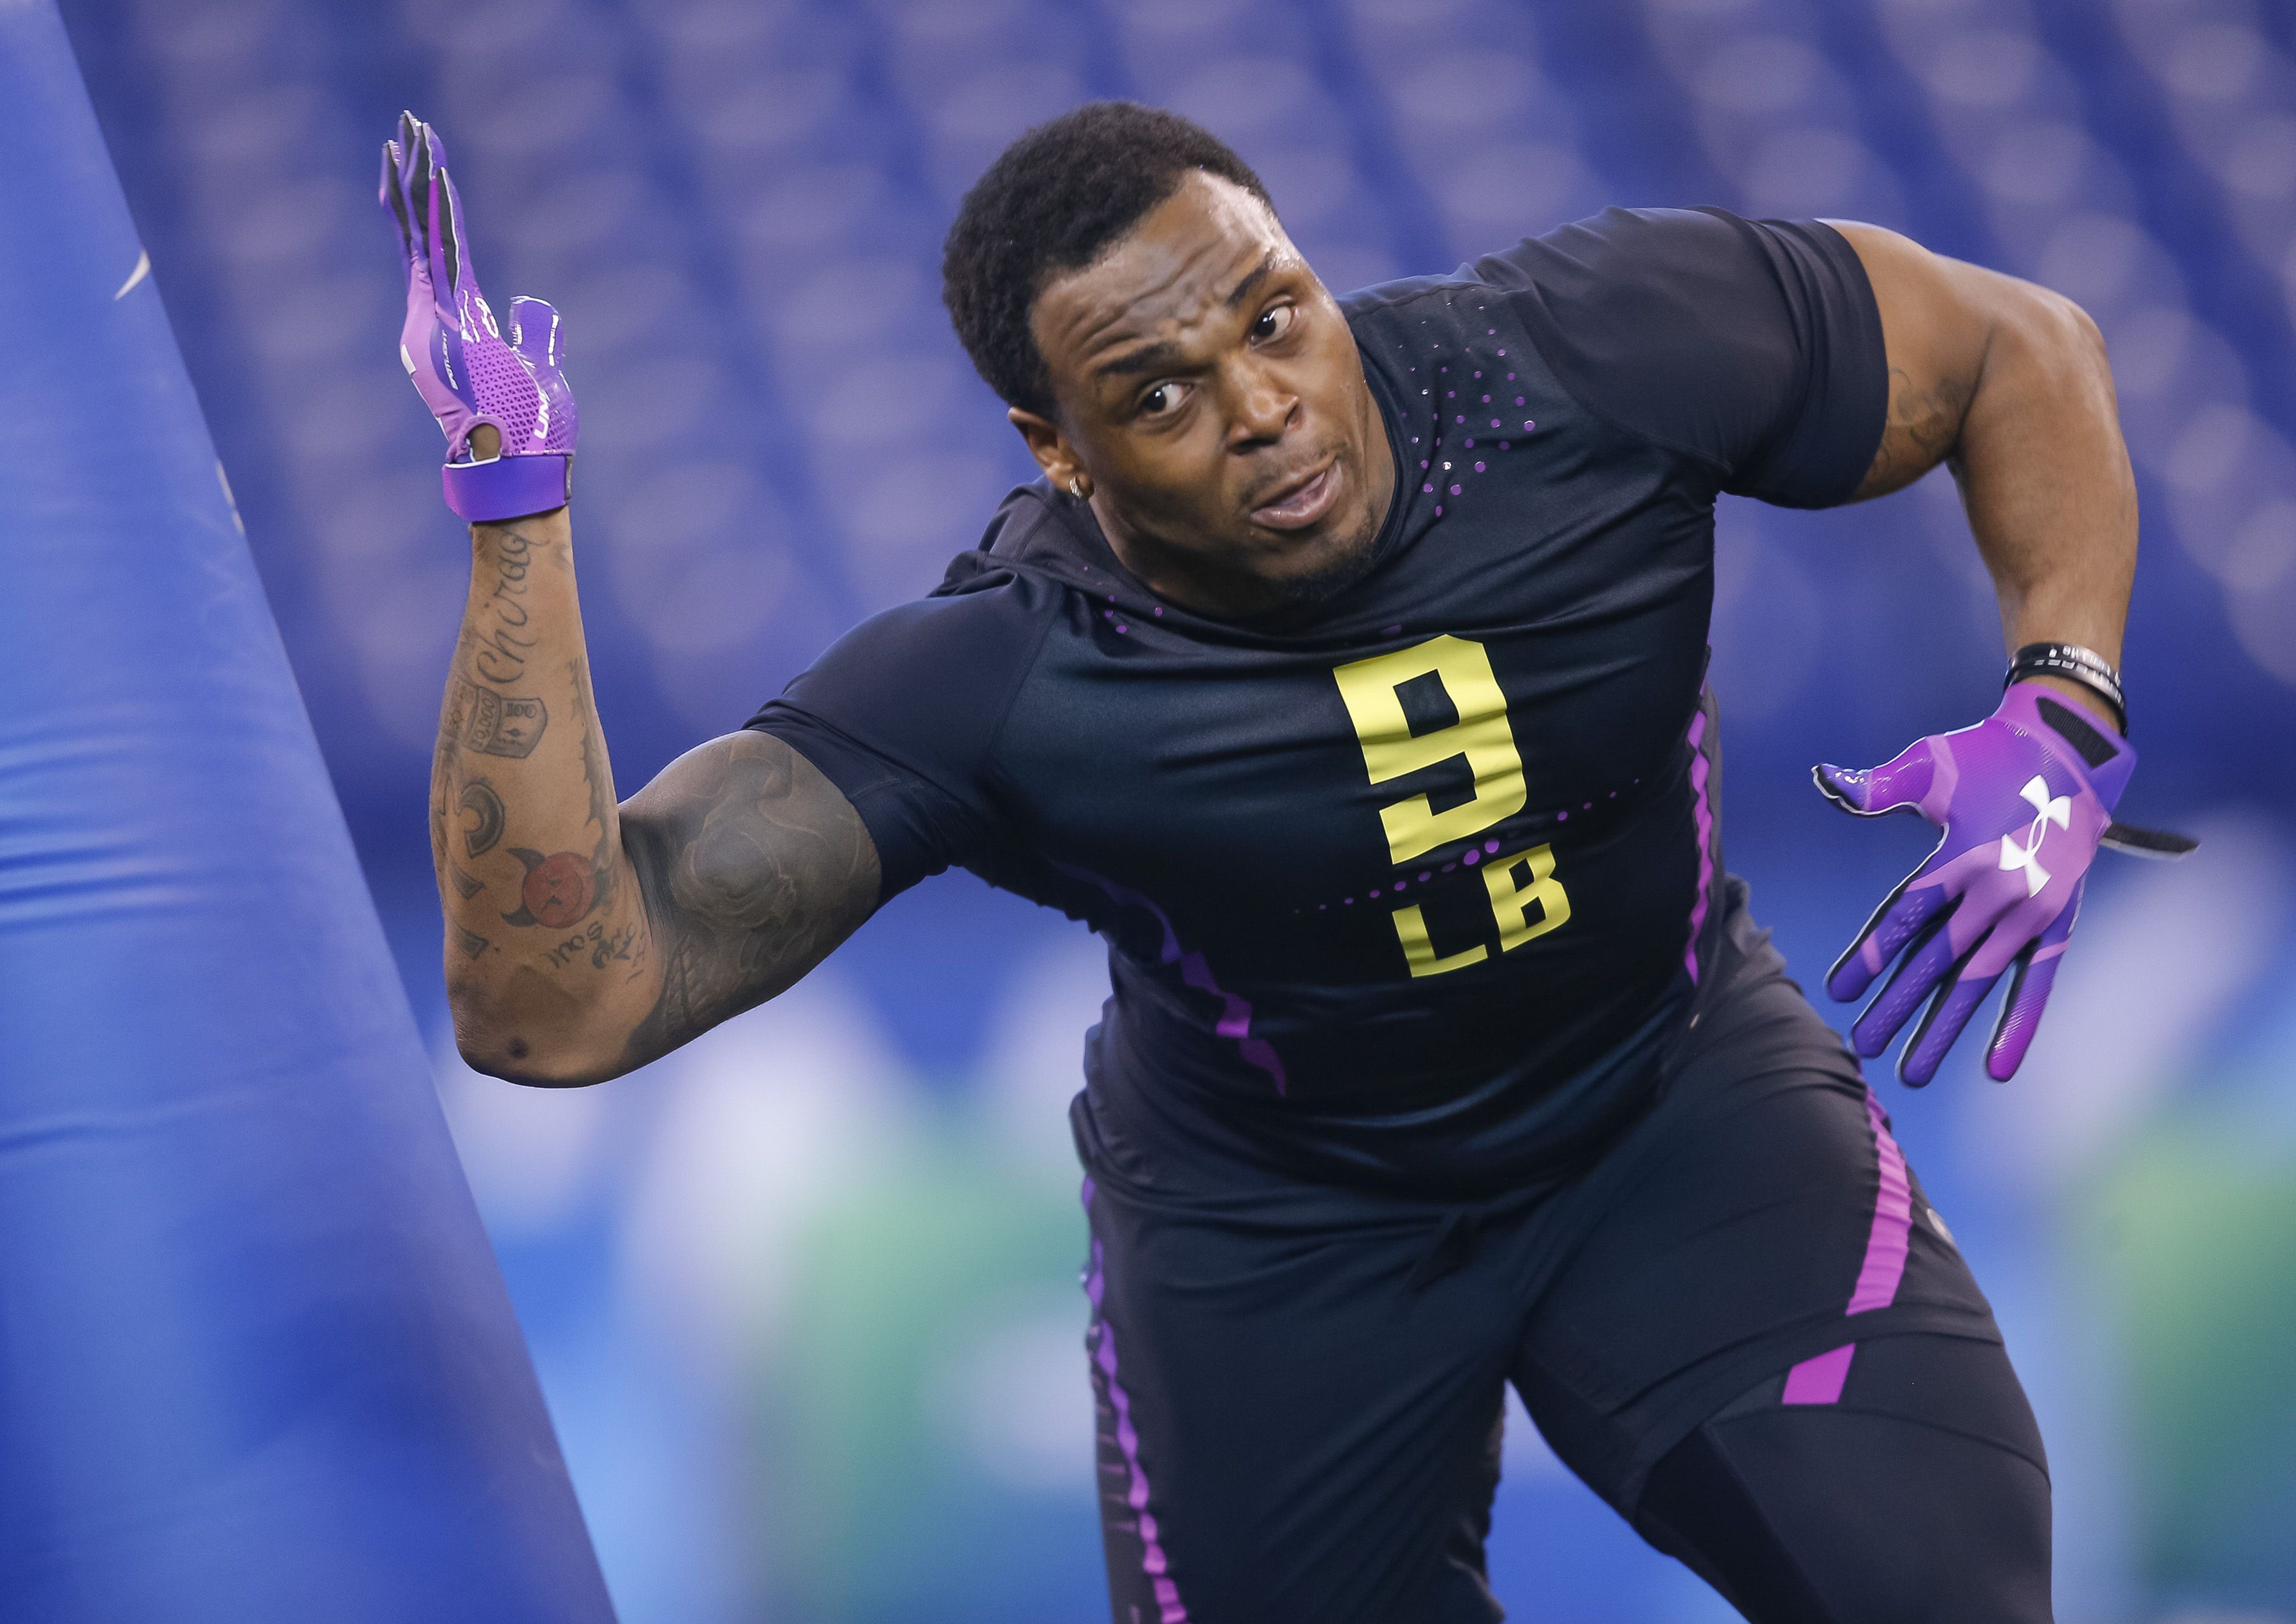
xmin=449 ymin=990 xmax=628 ymax=1088
xmin=2052 ymin=289 xmax=2109 ymax=377
xmin=457 ymin=1041 xmax=612 ymax=1090
xmin=2008 ymin=281 xmax=2111 ymax=386
xmin=1967 ymin=278 xmax=2120 ymax=446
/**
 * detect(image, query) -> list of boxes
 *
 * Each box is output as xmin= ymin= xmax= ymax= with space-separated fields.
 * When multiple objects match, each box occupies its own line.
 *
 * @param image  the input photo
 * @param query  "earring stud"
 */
xmin=1068 ymin=476 xmax=1085 ymax=499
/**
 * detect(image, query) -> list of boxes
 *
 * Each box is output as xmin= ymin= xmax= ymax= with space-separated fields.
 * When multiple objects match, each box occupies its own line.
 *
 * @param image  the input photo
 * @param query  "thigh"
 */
xmin=1080 ymin=1172 xmax=1510 ymax=1624
xmin=1635 ymin=1331 xmax=2053 ymax=1623
xmin=1508 ymin=962 xmax=1999 ymax=1509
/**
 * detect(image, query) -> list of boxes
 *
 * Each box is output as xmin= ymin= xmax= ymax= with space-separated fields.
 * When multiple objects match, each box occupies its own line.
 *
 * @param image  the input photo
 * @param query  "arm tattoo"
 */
xmin=543 ymin=919 xmax=642 ymax=973
xmin=448 ymin=679 xmax=548 ymax=758
xmin=501 ymin=847 xmax=596 ymax=928
xmin=459 ymin=777 xmax=506 ymax=856
xmin=493 ymin=663 xmax=619 ymax=932
xmin=1851 ymin=365 xmax=1975 ymax=501
xmin=471 ymin=523 xmax=539 ymax=687
xmin=429 ymin=795 xmax=483 ymax=898
xmin=619 ymin=731 xmax=879 ymax=1064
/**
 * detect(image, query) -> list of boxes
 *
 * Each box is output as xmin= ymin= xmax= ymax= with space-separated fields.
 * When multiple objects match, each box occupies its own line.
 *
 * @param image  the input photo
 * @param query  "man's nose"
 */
xmin=1226 ymin=362 xmax=1298 ymax=445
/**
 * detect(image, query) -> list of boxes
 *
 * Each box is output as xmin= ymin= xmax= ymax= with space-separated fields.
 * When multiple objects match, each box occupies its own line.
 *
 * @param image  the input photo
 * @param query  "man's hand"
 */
xmin=1815 ymin=682 xmax=2135 ymax=1085
xmin=381 ymin=112 xmax=882 ymax=1085
xmin=380 ymin=111 xmax=576 ymax=522
xmin=1805 ymin=224 xmax=2200 ymax=1085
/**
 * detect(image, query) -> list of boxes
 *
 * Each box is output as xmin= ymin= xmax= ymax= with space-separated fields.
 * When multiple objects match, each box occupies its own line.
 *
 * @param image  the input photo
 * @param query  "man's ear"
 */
xmin=1008 ymin=406 xmax=1080 ymax=489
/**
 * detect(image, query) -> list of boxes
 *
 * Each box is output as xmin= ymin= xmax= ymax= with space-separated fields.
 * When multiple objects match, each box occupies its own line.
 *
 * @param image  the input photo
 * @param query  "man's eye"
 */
xmin=1140 ymin=382 xmax=1189 ymax=418
xmin=1252 ymin=304 xmax=1295 ymax=342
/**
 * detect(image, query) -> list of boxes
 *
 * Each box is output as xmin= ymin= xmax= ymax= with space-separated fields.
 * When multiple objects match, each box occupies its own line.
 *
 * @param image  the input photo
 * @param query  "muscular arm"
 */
xmin=434 ymin=494 xmax=879 ymax=1085
xmin=1827 ymin=221 xmax=2137 ymax=691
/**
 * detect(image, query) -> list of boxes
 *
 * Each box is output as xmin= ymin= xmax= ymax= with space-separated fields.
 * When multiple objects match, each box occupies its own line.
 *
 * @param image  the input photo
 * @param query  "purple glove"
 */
xmin=1815 ymin=681 xmax=2180 ymax=1086
xmin=379 ymin=112 xmax=575 ymax=523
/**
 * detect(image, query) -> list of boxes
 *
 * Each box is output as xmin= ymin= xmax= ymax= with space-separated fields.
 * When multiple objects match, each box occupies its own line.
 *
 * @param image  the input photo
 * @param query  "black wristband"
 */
xmin=2006 ymin=642 xmax=2126 ymax=734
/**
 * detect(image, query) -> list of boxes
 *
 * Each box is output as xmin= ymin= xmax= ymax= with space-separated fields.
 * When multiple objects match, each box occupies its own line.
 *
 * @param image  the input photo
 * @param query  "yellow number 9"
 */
xmin=1332 ymin=635 xmax=1527 ymax=864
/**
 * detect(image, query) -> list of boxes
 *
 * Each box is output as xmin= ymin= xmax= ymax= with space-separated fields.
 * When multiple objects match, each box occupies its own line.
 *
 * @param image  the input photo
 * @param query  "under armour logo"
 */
xmin=1999 ymin=775 xmax=2072 ymax=895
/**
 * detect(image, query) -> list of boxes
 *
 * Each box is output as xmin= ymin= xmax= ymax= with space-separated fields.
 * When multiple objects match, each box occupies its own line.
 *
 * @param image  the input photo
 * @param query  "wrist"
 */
xmin=470 ymin=501 xmax=570 ymax=552
xmin=2020 ymin=674 xmax=2123 ymax=736
xmin=444 ymin=452 xmax=573 ymax=524
xmin=2005 ymin=641 xmax=2125 ymax=734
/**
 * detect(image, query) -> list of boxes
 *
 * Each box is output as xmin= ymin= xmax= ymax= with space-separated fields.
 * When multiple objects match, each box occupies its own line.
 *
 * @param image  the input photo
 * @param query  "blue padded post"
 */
xmin=0 ymin=6 xmax=616 ymax=1620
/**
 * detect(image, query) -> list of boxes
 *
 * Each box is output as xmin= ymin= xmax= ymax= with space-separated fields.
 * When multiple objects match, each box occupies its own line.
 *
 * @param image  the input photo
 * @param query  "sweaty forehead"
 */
xmin=1031 ymin=173 xmax=1292 ymax=384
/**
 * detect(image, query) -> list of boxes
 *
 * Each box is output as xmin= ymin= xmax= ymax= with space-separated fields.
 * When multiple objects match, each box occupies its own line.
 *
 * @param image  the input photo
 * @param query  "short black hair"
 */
xmin=942 ymin=101 xmax=1272 ymax=418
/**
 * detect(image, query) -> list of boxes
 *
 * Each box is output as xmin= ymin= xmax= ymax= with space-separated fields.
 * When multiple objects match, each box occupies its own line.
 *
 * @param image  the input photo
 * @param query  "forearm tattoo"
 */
xmin=469 ymin=522 xmax=540 ymax=685
xmin=432 ymin=518 xmax=873 ymax=1071
xmin=446 ymin=681 xmax=548 ymax=757
xmin=459 ymin=777 xmax=506 ymax=856
xmin=494 ymin=661 xmax=619 ymax=932
xmin=430 ymin=521 xmax=592 ymax=977
xmin=619 ymin=730 xmax=880 ymax=1065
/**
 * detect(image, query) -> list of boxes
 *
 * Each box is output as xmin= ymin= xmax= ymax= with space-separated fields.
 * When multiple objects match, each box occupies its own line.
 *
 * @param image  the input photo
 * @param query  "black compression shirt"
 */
xmin=749 ymin=207 xmax=1887 ymax=1191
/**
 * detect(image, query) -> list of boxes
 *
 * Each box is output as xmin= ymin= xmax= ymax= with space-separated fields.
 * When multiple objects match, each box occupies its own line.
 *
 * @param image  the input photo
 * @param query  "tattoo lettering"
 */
xmin=471 ymin=527 xmax=538 ymax=685
xmin=448 ymin=863 xmax=486 ymax=900
xmin=452 ymin=680 xmax=548 ymax=758
xmin=459 ymin=777 xmax=506 ymax=857
xmin=546 ymin=923 xmax=598 ymax=969
xmin=472 ymin=625 xmax=536 ymax=687
xmin=544 ymin=919 xmax=640 ymax=971
xmin=501 ymin=847 xmax=597 ymax=929
xmin=455 ymin=924 xmax=490 ymax=960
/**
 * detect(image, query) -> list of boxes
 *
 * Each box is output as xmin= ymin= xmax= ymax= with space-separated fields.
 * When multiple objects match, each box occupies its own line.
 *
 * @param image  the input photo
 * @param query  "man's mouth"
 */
xmin=1249 ymin=458 xmax=1342 ymax=532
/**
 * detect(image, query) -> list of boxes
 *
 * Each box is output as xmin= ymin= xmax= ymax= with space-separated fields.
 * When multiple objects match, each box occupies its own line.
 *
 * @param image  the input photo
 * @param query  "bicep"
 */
xmin=1827 ymin=221 xmax=2009 ymax=502
xmin=613 ymin=729 xmax=881 ymax=1070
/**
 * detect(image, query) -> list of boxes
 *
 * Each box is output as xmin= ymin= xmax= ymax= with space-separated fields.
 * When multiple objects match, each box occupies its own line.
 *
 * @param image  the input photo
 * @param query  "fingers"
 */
xmin=379 ymin=139 xmax=411 ymax=256
xmin=1866 ymin=892 xmax=2075 ymax=1086
xmin=1984 ymin=888 xmax=2080 ymax=1081
xmin=1848 ymin=904 xmax=1961 ymax=1064
xmin=383 ymin=113 xmax=430 ymax=274
xmin=413 ymin=122 xmax=453 ymax=299
xmin=404 ymin=117 xmax=471 ymax=307
xmin=438 ymin=150 xmax=471 ymax=300
xmin=1812 ymin=762 xmax=1874 ymax=812
xmin=1826 ymin=870 xmax=1950 ymax=1002
xmin=396 ymin=112 xmax=428 ymax=259
xmin=1897 ymin=956 xmax=2003 ymax=1088
xmin=1811 ymin=737 xmax=1938 ymax=819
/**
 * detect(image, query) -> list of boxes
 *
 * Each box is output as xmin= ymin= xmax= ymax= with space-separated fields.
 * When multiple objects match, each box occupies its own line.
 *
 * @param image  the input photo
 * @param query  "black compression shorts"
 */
xmin=1070 ymin=882 xmax=2043 ymax=1622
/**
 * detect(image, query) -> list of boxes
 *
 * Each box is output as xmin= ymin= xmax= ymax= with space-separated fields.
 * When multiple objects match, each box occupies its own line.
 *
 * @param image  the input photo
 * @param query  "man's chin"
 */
xmin=1262 ymin=516 xmax=1383 ymax=608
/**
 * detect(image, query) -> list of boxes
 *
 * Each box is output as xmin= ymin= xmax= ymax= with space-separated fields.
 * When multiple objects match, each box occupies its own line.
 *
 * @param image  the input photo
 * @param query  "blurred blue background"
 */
xmin=58 ymin=0 xmax=2296 ymax=1618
